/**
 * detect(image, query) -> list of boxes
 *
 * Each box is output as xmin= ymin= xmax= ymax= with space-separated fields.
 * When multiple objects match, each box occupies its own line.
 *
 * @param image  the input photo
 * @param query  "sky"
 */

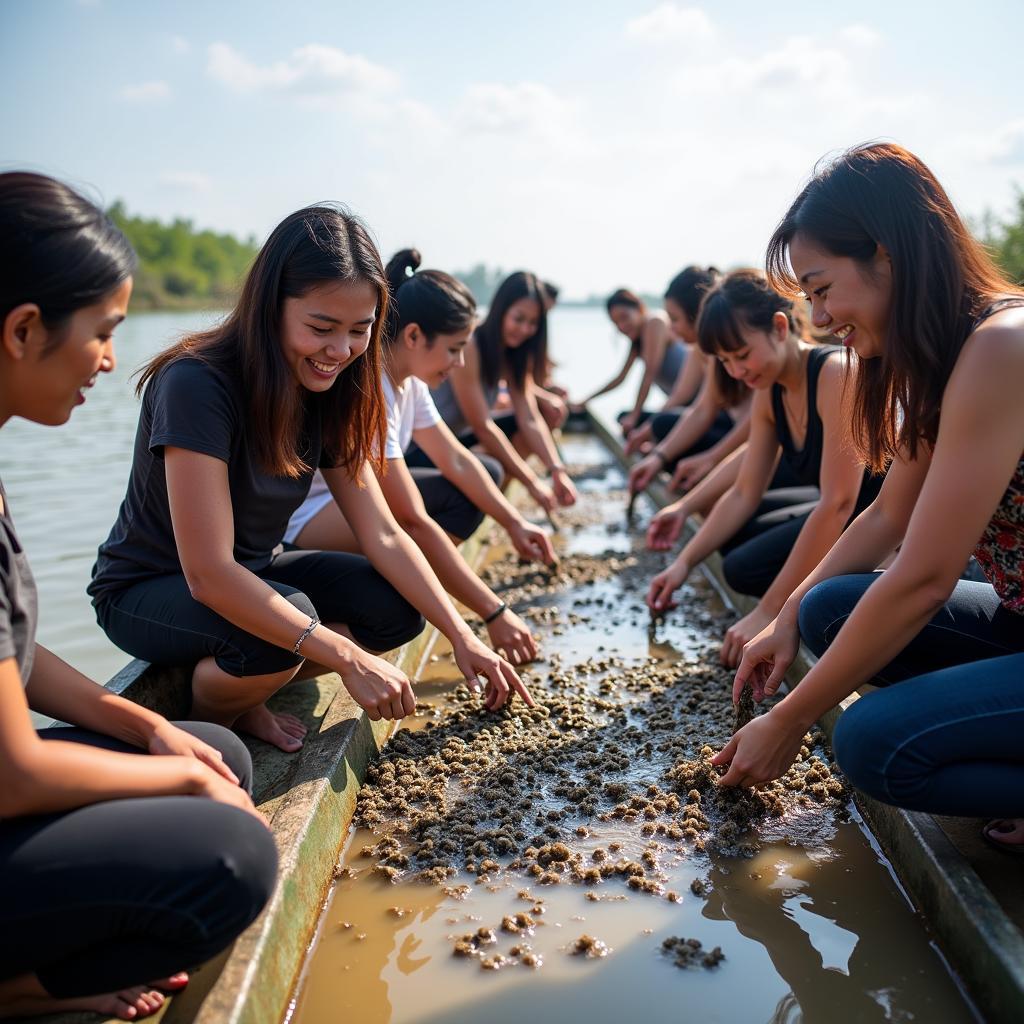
xmin=3 ymin=0 xmax=1024 ymax=299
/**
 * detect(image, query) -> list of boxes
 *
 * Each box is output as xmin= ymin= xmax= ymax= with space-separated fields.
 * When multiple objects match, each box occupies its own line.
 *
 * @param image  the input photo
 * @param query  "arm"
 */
xmin=627 ymin=317 xmax=671 ymax=425
xmin=2 ymin=657 xmax=256 ymax=819
xmin=374 ymin=456 xmax=537 ymax=664
xmin=661 ymin=345 xmax=706 ymax=409
xmin=413 ymin=421 xmax=556 ymax=564
xmin=648 ymin=395 xmax=780 ymax=609
xmin=718 ymin=323 xmax=1024 ymax=785
xmin=450 ymin=344 xmax=555 ymax=512
xmin=323 ymin=462 xmax=533 ymax=705
xmin=508 ymin=373 xmax=578 ymax=507
xmin=573 ymin=348 xmax=637 ymax=408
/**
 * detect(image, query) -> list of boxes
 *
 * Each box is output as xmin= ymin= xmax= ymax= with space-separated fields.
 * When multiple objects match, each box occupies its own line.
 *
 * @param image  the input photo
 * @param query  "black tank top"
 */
xmin=771 ymin=345 xmax=883 ymax=511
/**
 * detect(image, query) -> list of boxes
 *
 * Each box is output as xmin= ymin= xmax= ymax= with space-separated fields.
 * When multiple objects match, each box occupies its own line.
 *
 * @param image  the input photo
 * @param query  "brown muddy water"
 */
xmin=287 ymin=435 xmax=978 ymax=1024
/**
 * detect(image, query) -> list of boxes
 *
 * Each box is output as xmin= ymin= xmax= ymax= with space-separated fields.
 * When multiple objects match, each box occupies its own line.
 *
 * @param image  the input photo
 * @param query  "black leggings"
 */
xmin=720 ymin=488 xmax=821 ymax=597
xmin=407 ymin=456 xmax=504 ymax=541
xmin=648 ymin=408 xmax=735 ymax=467
xmin=0 ymin=723 xmax=277 ymax=998
xmin=95 ymin=548 xmax=425 ymax=678
xmin=408 ymin=413 xmax=518 ymax=460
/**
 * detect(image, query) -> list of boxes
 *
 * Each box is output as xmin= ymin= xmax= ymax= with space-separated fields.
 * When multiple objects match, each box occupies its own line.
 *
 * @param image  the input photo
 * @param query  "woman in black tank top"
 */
xmin=645 ymin=270 xmax=878 ymax=664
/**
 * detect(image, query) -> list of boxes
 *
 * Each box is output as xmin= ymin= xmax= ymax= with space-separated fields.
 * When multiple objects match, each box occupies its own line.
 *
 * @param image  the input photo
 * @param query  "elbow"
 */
xmin=816 ymin=493 xmax=858 ymax=526
xmin=0 ymin=751 xmax=43 ymax=817
xmin=181 ymin=562 xmax=231 ymax=608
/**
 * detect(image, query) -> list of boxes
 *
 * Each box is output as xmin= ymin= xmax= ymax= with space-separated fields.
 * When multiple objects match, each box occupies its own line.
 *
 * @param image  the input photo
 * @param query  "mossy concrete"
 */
xmin=590 ymin=409 xmax=1024 ymax=1023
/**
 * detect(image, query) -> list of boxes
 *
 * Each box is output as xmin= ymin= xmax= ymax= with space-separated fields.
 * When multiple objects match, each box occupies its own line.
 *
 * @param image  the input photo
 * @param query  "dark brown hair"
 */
xmin=476 ymin=271 xmax=548 ymax=390
xmin=664 ymin=266 xmax=720 ymax=323
xmin=696 ymin=268 xmax=807 ymax=407
xmin=138 ymin=203 xmax=387 ymax=479
xmin=383 ymin=248 xmax=476 ymax=344
xmin=766 ymin=142 xmax=1020 ymax=472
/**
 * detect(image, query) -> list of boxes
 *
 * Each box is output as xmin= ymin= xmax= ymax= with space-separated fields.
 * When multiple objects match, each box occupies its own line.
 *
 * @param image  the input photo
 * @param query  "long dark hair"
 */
xmin=697 ymin=269 xmax=807 ymax=407
xmin=476 ymin=271 xmax=548 ymax=390
xmin=0 ymin=172 xmax=136 ymax=352
xmin=665 ymin=266 xmax=720 ymax=324
xmin=766 ymin=142 xmax=1020 ymax=472
xmin=139 ymin=204 xmax=388 ymax=479
xmin=383 ymin=248 xmax=476 ymax=343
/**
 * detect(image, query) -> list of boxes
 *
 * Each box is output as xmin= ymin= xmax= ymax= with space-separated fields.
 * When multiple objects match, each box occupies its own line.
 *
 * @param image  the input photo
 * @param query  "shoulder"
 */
xmin=951 ymin=310 xmax=1024 ymax=394
xmin=151 ymin=356 xmax=235 ymax=401
xmin=643 ymin=312 xmax=670 ymax=338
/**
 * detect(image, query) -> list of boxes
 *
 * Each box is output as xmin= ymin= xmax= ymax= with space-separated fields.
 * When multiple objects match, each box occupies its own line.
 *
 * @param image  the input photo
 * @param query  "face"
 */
xmin=501 ymin=298 xmax=541 ymax=349
xmin=406 ymin=323 xmax=473 ymax=388
xmin=280 ymin=280 xmax=379 ymax=392
xmin=608 ymin=303 xmax=644 ymax=339
xmin=714 ymin=315 xmax=788 ymax=391
xmin=663 ymin=297 xmax=696 ymax=344
xmin=2 ymin=278 xmax=129 ymax=426
xmin=788 ymin=232 xmax=893 ymax=359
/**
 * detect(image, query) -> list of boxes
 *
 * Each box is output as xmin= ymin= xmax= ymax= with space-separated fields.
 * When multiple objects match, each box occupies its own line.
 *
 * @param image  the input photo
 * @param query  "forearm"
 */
xmin=757 ymin=503 xmax=854 ymax=617
xmin=440 ymin=449 xmax=521 ymax=532
xmin=580 ymin=373 xmax=627 ymax=406
xmin=705 ymin=419 xmax=751 ymax=462
xmin=403 ymin=518 xmax=501 ymax=619
xmin=683 ymin=447 xmax=746 ymax=512
xmin=476 ymin=420 xmax=540 ymax=489
xmin=658 ymin=404 xmax=716 ymax=460
xmin=631 ymin=365 xmax=658 ymax=418
xmin=678 ymin=489 xmax=760 ymax=570
xmin=518 ymin=414 xmax=562 ymax=473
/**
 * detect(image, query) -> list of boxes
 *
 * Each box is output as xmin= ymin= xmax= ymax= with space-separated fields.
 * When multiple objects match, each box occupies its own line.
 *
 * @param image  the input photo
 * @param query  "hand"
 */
xmin=149 ymin=719 xmax=240 ymax=785
xmin=712 ymin=706 xmax=808 ymax=788
xmin=486 ymin=607 xmax=538 ymax=665
xmin=551 ymin=467 xmax=578 ymax=507
xmin=720 ymin=604 xmax=775 ymax=669
xmin=338 ymin=647 xmax=416 ymax=721
xmin=507 ymin=518 xmax=557 ymax=565
xmin=624 ymin=422 xmax=654 ymax=456
xmin=528 ymin=478 xmax=557 ymax=514
xmin=538 ymin=393 xmax=569 ymax=429
xmin=192 ymin=766 xmax=267 ymax=827
xmin=669 ymin=452 xmax=715 ymax=493
xmin=628 ymin=454 xmax=661 ymax=496
xmin=646 ymin=557 xmax=690 ymax=612
xmin=731 ymin=612 xmax=800 ymax=704
xmin=646 ymin=503 xmax=687 ymax=551
xmin=451 ymin=632 xmax=535 ymax=710
xmin=620 ymin=410 xmax=640 ymax=436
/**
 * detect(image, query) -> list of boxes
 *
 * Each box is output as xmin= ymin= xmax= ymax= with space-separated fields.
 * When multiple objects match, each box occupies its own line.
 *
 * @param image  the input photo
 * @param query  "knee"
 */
xmin=478 ymin=454 xmax=505 ymax=489
xmin=798 ymin=578 xmax=857 ymax=657
xmin=650 ymin=411 xmax=678 ymax=442
xmin=721 ymin=549 xmax=766 ymax=598
xmin=175 ymin=723 xmax=255 ymax=794
xmin=356 ymin=588 xmax=425 ymax=652
xmin=832 ymin=696 xmax=894 ymax=803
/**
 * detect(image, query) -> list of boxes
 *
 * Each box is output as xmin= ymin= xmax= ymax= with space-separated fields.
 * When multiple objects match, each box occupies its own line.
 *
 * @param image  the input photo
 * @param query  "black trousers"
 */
xmin=406 ymin=457 xmax=504 ymax=541
xmin=96 ymin=548 xmax=425 ymax=677
xmin=0 ymin=723 xmax=277 ymax=997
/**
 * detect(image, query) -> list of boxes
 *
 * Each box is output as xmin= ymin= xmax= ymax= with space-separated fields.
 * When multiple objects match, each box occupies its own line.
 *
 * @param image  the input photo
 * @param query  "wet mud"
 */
xmin=289 ymin=436 xmax=979 ymax=1024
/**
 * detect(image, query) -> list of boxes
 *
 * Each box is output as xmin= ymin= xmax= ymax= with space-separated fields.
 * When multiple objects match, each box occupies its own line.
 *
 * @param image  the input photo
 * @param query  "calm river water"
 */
xmin=0 ymin=306 xmax=636 ymax=683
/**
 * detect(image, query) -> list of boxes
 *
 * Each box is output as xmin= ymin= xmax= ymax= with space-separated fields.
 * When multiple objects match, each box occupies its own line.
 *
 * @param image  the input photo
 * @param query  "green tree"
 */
xmin=982 ymin=188 xmax=1024 ymax=285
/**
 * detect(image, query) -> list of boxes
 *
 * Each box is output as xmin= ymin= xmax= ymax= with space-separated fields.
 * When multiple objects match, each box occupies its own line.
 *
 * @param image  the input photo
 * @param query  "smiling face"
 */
xmin=789 ymin=232 xmax=893 ymax=359
xmin=402 ymin=322 xmax=473 ymax=388
xmin=1 ymin=278 xmax=130 ymax=426
xmin=608 ymin=303 xmax=644 ymax=341
xmin=713 ymin=313 xmax=790 ymax=391
xmin=501 ymin=297 xmax=541 ymax=349
xmin=663 ymin=297 xmax=697 ymax=344
xmin=279 ymin=280 xmax=379 ymax=392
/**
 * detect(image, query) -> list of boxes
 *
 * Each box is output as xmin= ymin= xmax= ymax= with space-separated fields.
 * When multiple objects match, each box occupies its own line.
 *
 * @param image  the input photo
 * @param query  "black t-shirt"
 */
xmin=0 ymin=480 xmax=38 ymax=683
xmin=89 ymin=356 xmax=331 ymax=603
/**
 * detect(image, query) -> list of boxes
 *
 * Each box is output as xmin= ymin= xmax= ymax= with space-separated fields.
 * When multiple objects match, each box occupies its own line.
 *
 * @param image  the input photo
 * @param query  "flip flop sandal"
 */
xmin=981 ymin=819 xmax=1024 ymax=856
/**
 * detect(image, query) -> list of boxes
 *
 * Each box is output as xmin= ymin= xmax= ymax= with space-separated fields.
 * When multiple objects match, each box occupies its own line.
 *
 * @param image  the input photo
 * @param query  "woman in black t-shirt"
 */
xmin=90 ymin=204 xmax=530 ymax=755
xmin=0 ymin=173 xmax=277 ymax=1021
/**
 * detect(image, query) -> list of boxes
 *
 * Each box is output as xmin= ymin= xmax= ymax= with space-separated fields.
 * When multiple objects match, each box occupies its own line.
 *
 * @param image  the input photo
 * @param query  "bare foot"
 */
xmin=150 ymin=972 xmax=189 ymax=991
xmin=0 ymin=984 xmax=165 ymax=1021
xmin=235 ymin=704 xmax=306 ymax=752
xmin=983 ymin=818 xmax=1024 ymax=849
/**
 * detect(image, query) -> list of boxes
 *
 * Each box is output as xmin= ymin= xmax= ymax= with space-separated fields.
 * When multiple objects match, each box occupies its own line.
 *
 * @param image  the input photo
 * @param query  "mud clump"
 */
xmin=662 ymin=936 xmax=725 ymax=969
xmin=734 ymin=681 xmax=756 ymax=732
xmin=571 ymin=934 xmax=610 ymax=958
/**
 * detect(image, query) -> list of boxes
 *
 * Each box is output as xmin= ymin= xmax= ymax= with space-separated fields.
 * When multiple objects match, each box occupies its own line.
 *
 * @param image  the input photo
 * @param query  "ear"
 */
xmin=401 ymin=323 xmax=425 ymax=349
xmin=872 ymin=242 xmax=892 ymax=277
xmin=772 ymin=310 xmax=790 ymax=341
xmin=2 ymin=303 xmax=44 ymax=361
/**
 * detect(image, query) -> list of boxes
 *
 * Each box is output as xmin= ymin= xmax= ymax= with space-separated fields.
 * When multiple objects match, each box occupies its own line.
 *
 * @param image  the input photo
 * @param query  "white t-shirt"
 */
xmin=284 ymin=374 xmax=441 ymax=541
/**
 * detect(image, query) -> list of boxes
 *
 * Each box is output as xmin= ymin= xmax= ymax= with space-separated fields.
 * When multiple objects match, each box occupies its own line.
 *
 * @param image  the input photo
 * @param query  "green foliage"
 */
xmin=453 ymin=263 xmax=506 ymax=306
xmin=107 ymin=201 xmax=258 ymax=310
xmin=982 ymin=188 xmax=1024 ymax=285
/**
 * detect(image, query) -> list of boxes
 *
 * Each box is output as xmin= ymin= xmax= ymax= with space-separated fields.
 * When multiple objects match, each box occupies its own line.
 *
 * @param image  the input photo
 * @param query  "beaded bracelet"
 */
xmin=293 ymin=614 xmax=321 ymax=655
xmin=483 ymin=601 xmax=508 ymax=625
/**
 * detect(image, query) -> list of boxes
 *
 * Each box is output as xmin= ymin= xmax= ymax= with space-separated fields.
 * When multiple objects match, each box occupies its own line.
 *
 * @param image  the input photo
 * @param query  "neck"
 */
xmin=383 ymin=346 xmax=411 ymax=387
xmin=775 ymin=336 xmax=806 ymax=393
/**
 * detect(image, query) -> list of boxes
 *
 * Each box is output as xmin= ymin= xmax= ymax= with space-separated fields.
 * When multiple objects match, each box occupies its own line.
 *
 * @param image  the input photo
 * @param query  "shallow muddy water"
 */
xmin=288 ymin=436 xmax=977 ymax=1024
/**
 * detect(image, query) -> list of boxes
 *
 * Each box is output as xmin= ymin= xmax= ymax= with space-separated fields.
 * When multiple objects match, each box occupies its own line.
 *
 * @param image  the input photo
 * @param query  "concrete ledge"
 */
xmin=590 ymin=409 xmax=1024 ymax=1023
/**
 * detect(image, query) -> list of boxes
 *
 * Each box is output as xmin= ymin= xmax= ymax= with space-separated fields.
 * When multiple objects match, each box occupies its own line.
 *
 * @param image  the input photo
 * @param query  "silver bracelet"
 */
xmin=293 ymin=614 xmax=320 ymax=655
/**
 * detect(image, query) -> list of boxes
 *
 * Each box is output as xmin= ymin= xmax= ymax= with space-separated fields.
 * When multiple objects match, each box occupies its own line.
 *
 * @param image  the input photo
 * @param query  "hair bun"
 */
xmin=385 ymin=247 xmax=423 ymax=291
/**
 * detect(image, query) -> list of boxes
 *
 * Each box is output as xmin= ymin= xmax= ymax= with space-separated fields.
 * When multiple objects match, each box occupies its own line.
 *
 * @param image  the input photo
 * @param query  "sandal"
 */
xmin=981 ymin=819 xmax=1024 ymax=856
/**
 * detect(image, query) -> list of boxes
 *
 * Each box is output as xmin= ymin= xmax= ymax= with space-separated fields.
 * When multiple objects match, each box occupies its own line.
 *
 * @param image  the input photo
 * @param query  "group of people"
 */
xmin=0 ymin=138 xmax=1021 ymax=1019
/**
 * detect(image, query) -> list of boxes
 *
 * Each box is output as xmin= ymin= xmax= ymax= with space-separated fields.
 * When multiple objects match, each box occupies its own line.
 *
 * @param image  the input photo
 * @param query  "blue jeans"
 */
xmin=798 ymin=574 xmax=1024 ymax=816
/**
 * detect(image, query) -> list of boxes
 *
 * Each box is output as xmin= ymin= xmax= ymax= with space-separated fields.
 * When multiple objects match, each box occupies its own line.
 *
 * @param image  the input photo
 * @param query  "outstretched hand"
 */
xmin=731 ymin=614 xmax=800 ymax=704
xmin=452 ymin=633 xmax=535 ymax=710
xmin=712 ymin=709 xmax=807 ymax=788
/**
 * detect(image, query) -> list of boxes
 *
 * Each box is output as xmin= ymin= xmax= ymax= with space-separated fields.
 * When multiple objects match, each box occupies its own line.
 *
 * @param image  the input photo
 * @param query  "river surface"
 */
xmin=0 ymin=306 xmax=632 ymax=684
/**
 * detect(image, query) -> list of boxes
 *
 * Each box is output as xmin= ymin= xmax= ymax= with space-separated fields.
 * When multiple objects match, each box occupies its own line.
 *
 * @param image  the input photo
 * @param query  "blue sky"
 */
xmin=3 ymin=0 xmax=1023 ymax=297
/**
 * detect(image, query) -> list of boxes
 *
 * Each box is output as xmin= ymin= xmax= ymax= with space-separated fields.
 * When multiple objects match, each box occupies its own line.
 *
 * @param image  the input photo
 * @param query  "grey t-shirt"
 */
xmin=0 ymin=480 xmax=38 ymax=684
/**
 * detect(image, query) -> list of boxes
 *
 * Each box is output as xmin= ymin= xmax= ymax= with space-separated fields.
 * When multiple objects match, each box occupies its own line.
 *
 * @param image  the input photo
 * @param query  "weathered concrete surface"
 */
xmin=590 ymin=410 xmax=1024 ymax=1023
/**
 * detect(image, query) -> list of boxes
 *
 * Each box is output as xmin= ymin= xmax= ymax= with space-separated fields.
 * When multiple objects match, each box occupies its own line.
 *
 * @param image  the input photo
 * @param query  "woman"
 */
xmin=90 ymin=205 xmax=530 ymax=756
xmin=720 ymin=144 xmax=1024 ymax=853
xmin=645 ymin=270 xmax=881 ymax=666
xmin=428 ymin=271 xmax=577 ymax=512
xmin=0 ymin=172 xmax=276 ymax=1021
xmin=572 ymin=288 xmax=691 ymax=436
xmin=287 ymin=248 xmax=555 ymax=664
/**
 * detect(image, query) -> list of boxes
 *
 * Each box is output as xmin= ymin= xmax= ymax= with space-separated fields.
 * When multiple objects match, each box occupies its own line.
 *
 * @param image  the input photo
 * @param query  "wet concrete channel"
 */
xmin=286 ymin=434 xmax=979 ymax=1024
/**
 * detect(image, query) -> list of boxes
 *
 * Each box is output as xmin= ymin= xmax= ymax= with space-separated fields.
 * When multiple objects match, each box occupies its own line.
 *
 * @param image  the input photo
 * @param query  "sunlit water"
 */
xmin=0 ymin=306 xmax=634 ymax=683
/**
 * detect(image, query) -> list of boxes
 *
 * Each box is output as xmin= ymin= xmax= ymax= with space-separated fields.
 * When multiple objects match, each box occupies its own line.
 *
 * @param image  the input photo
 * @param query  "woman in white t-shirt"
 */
xmin=287 ymin=249 xmax=556 ymax=663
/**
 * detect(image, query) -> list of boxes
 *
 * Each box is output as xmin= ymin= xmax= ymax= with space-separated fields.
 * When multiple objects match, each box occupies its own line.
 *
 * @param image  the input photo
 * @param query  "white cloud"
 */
xmin=457 ymin=82 xmax=581 ymax=141
xmin=838 ymin=24 xmax=882 ymax=48
xmin=157 ymin=171 xmax=213 ymax=193
xmin=118 ymin=80 xmax=171 ymax=103
xmin=207 ymin=42 xmax=399 ymax=99
xmin=626 ymin=4 xmax=715 ymax=43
